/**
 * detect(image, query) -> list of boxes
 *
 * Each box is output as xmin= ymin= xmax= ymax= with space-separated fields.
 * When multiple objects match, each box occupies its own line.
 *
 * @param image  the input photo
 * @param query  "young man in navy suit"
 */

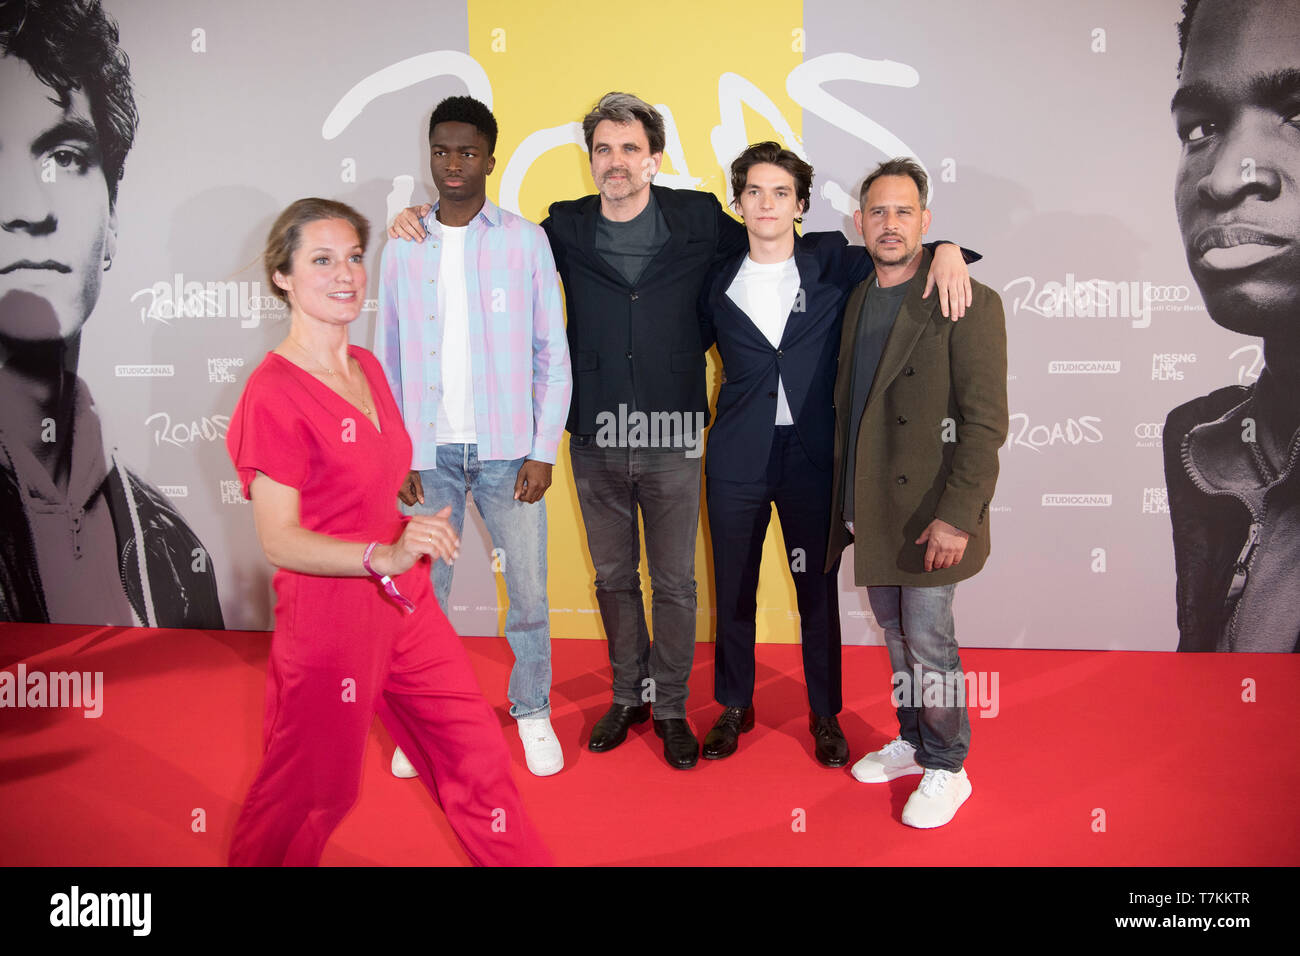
xmin=696 ymin=142 xmax=973 ymax=765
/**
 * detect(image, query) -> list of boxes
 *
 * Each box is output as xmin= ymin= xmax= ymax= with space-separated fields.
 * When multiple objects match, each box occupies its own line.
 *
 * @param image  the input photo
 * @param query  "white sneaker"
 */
xmin=851 ymin=736 xmax=924 ymax=783
xmin=391 ymin=746 xmax=419 ymax=779
xmin=518 ymin=716 xmax=564 ymax=777
xmin=901 ymin=767 xmax=972 ymax=828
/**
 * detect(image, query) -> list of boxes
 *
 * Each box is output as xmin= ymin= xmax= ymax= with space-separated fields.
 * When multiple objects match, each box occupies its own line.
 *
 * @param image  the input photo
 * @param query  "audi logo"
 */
xmin=1143 ymin=285 xmax=1191 ymax=302
xmin=1134 ymin=423 xmax=1164 ymax=439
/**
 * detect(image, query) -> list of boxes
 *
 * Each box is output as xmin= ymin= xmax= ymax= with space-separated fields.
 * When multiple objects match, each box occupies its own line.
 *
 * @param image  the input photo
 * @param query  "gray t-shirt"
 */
xmin=843 ymin=278 xmax=909 ymax=522
xmin=595 ymin=192 xmax=670 ymax=284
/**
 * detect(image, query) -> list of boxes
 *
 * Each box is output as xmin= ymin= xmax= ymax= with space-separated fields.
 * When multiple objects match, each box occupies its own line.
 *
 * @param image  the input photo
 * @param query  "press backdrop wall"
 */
xmin=6 ymin=0 xmax=1249 ymax=650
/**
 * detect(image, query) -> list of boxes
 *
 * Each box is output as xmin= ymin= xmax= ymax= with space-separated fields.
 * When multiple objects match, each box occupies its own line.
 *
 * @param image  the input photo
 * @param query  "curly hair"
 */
xmin=428 ymin=95 xmax=498 ymax=154
xmin=1 ymin=0 xmax=139 ymax=204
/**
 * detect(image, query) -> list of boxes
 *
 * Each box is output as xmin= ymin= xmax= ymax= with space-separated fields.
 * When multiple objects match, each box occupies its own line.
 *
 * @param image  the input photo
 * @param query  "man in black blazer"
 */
xmin=697 ymin=142 xmax=973 ymax=765
xmin=539 ymin=93 xmax=748 ymax=769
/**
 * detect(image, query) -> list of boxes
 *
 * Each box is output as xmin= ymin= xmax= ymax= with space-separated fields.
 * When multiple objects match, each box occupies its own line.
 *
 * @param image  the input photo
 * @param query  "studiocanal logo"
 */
xmin=1047 ymin=360 xmax=1121 ymax=374
xmin=114 ymin=364 xmax=174 ymax=378
xmin=1041 ymin=493 xmax=1112 ymax=507
xmin=1003 ymin=275 xmax=1194 ymax=329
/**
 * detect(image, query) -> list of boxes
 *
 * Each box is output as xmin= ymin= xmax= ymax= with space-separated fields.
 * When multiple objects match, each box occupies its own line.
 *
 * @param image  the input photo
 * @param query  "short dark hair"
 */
xmin=1 ymin=0 xmax=138 ymax=205
xmin=264 ymin=199 xmax=370 ymax=303
xmin=730 ymin=141 xmax=813 ymax=221
xmin=581 ymin=92 xmax=666 ymax=157
xmin=1176 ymin=0 xmax=1202 ymax=77
xmin=860 ymin=157 xmax=930 ymax=210
xmin=428 ymin=95 xmax=498 ymax=154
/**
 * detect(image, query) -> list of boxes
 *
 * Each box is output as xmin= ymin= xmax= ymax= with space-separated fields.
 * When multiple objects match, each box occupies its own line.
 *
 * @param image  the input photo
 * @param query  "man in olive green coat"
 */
xmin=825 ymin=158 xmax=1007 ymax=829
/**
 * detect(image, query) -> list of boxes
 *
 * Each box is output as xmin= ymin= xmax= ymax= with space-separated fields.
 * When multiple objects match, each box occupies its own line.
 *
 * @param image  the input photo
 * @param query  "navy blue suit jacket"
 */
xmin=699 ymin=233 xmax=976 ymax=483
xmin=699 ymin=231 xmax=873 ymax=482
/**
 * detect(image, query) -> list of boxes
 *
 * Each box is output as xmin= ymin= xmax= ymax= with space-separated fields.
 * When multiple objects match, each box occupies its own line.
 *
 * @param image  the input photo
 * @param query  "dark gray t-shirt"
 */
xmin=843 ymin=278 xmax=909 ymax=522
xmin=595 ymin=192 xmax=670 ymax=284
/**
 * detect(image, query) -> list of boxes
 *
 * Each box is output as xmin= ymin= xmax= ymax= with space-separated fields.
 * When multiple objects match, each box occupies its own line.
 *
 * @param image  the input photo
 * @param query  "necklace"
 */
xmin=287 ymin=336 xmax=374 ymax=417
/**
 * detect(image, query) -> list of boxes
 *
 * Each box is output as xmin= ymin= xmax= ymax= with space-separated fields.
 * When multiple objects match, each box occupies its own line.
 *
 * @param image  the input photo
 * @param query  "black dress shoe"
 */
xmin=809 ymin=713 xmax=849 ymax=767
xmin=588 ymin=702 xmax=651 ymax=752
xmin=702 ymin=705 xmax=755 ymax=760
xmin=653 ymin=718 xmax=700 ymax=769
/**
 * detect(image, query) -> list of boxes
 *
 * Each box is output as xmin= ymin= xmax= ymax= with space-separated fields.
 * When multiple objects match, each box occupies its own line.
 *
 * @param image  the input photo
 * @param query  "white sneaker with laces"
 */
xmin=391 ymin=746 xmax=419 ymax=779
xmin=901 ymin=767 xmax=972 ymax=828
xmin=518 ymin=716 xmax=564 ymax=777
xmin=851 ymin=736 xmax=924 ymax=783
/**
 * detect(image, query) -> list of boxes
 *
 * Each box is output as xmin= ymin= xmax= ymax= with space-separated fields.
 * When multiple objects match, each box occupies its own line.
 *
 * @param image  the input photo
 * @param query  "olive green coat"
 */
xmin=825 ymin=247 xmax=1009 ymax=586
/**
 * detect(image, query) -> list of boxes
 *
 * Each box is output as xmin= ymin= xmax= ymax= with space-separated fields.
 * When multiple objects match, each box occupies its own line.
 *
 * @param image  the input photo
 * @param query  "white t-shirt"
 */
xmin=725 ymin=254 xmax=799 ymax=426
xmin=435 ymin=224 xmax=476 ymax=442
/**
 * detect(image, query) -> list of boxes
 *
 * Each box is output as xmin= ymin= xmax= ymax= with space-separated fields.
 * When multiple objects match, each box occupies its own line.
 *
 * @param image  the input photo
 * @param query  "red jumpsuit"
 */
xmin=226 ymin=346 xmax=552 ymax=866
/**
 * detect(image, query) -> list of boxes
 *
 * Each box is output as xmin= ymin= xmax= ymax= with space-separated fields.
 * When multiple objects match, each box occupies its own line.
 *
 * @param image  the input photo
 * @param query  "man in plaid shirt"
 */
xmin=375 ymin=96 xmax=571 ymax=776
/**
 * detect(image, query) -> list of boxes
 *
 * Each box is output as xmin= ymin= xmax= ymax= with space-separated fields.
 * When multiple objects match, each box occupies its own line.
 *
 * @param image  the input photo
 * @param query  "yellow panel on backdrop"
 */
xmin=470 ymin=0 xmax=805 ymax=642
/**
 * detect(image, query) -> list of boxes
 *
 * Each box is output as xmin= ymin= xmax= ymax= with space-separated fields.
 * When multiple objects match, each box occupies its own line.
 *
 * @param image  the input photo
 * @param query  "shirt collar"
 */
xmin=424 ymin=196 xmax=501 ymax=232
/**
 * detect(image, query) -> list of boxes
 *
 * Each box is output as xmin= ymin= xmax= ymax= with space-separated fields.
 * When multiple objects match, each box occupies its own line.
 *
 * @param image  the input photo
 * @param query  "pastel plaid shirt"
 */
xmin=374 ymin=199 xmax=571 ymax=470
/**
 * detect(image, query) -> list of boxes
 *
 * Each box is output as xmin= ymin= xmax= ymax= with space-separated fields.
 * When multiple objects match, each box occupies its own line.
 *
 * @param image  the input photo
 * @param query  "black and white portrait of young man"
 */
xmin=0 ymin=0 xmax=223 ymax=628
xmin=1163 ymin=0 xmax=1300 ymax=651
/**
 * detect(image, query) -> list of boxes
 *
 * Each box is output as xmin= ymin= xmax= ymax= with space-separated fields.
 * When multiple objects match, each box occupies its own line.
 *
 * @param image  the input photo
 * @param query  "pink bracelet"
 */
xmin=363 ymin=541 xmax=416 ymax=614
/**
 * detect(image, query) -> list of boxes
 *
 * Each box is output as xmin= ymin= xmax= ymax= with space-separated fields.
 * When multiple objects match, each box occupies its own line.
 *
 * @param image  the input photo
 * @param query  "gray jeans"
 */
xmin=569 ymin=437 xmax=701 ymax=719
xmin=867 ymin=583 xmax=970 ymax=771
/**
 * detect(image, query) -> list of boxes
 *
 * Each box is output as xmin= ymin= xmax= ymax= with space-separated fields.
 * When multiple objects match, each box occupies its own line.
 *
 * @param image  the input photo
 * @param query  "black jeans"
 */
xmin=569 ymin=437 xmax=702 ymax=720
xmin=706 ymin=425 xmax=843 ymax=716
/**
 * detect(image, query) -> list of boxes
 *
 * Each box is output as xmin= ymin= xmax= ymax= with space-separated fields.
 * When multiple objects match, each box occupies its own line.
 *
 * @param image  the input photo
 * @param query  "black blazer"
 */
xmin=541 ymin=185 xmax=747 ymax=436
xmin=699 ymin=231 xmax=872 ymax=482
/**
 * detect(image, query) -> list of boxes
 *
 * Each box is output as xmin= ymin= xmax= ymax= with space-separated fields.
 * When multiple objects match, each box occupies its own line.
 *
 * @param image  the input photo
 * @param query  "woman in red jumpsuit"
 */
xmin=226 ymin=198 xmax=552 ymax=866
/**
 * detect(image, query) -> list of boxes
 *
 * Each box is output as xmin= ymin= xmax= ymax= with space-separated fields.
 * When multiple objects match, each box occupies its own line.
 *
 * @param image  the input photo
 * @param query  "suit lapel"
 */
xmin=715 ymin=254 xmax=773 ymax=347
xmin=776 ymin=241 xmax=819 ymax=350
xmin=836 ymin=280 xmax=869 ymax=414
xmin=865 ymin=247 xmax=937 ymax=409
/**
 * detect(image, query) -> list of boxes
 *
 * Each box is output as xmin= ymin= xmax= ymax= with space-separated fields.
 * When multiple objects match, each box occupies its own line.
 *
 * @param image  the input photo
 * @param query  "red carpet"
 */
xmin=1 ymin=622 xmax=1297 ymax=866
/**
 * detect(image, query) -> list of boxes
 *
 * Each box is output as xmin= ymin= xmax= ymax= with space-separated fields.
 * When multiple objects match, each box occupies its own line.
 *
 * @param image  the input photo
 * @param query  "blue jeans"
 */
xmin=866 ymin=583 xmax=969 ymax=771
xmin=568 ymin=437 xmax=701 ymax=720
xmin=402 ymin=445 xmax=550 ymax=719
